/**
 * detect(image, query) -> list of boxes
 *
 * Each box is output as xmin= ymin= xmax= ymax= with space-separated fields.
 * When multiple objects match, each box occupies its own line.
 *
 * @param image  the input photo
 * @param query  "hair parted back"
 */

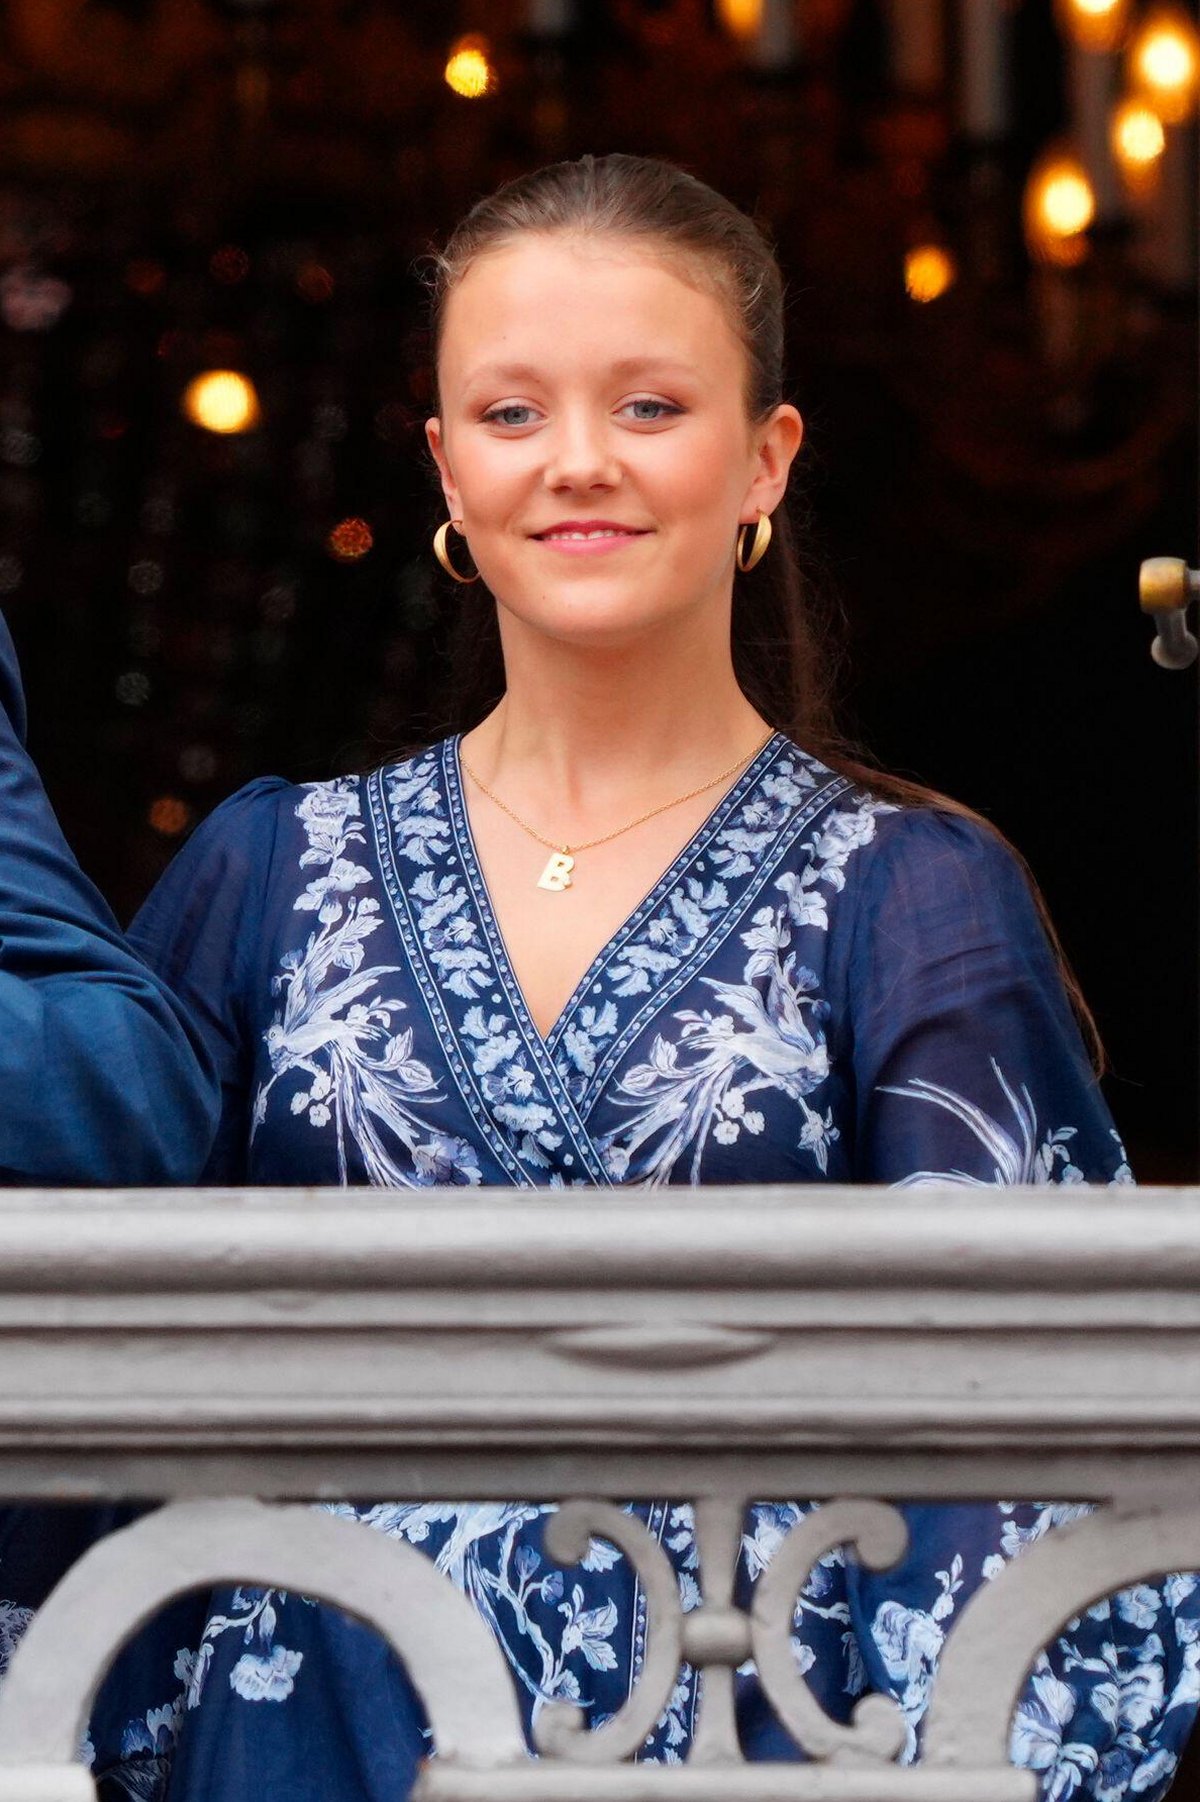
xmin=421 ymin=151 xmax=1102 ymax=1067
xmin=430 ymin=152 xmax=785 ymax=420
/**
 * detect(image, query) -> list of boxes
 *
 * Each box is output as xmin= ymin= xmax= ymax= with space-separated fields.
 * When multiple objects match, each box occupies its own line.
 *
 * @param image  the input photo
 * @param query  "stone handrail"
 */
xmin=0 ymin=1184 xmax=1196 ymax=1801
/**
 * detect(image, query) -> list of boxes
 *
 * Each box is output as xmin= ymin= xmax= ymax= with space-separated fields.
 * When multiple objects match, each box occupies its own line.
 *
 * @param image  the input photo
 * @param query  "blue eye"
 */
xmin=624 ymin=398 xmax=680 ymax=422
xmin=483 ymin=404 xmax=536 ymax=427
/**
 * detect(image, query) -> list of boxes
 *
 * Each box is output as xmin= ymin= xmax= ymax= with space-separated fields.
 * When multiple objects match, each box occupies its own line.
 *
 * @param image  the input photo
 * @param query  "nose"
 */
xmin=541 ymin=407 xmax=619 ymax=492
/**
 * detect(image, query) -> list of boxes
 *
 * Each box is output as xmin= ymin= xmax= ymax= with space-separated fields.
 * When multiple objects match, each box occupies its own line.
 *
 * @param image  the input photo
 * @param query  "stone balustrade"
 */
xmin=0 ymin=1185 xmax=1196 ymax=1801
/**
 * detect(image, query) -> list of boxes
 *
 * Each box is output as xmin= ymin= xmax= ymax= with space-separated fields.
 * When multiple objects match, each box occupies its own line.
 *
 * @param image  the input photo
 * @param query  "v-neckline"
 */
xmin=446 ymin=732 xmax=786 ymax=1052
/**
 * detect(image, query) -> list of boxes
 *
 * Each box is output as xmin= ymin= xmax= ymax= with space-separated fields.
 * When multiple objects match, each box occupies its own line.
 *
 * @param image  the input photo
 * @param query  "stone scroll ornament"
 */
xmin=1 ymin=1496 xmax=1199 ymax=1802
xmin=0 ymin=1499 xmax=528 ymax=1802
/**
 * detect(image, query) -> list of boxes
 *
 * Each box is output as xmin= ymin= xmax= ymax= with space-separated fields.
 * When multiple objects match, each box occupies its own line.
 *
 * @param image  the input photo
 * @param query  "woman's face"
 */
xmin=426 ymin=234 xmax=802 ymax=653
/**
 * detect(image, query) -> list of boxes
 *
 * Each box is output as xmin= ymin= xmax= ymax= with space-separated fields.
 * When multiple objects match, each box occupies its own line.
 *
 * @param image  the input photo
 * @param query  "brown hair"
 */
xmin=422 ymin=152 xmax=1102 ymax=1067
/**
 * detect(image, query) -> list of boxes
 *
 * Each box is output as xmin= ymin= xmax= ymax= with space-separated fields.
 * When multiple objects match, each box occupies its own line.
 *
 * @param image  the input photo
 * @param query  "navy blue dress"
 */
xmin=79 ymin=735 xmax=1195 ymax=1801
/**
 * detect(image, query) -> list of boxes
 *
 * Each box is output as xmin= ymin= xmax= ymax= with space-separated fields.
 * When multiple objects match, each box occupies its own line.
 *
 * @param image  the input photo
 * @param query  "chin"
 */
xmin=490 ymin=550 xmax=718 ymax=647
xmin=520 ymin=592 xmax=695 ymax=650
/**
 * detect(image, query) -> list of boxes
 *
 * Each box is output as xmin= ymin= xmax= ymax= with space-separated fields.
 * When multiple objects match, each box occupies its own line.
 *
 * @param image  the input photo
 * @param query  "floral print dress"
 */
xmin=75 ymin=733 xmax=1196 ymax=1801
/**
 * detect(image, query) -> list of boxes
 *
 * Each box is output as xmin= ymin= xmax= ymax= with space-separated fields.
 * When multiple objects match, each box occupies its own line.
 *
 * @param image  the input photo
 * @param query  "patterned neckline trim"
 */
xmin=447 ymin=730 xmax=789 ymax=1054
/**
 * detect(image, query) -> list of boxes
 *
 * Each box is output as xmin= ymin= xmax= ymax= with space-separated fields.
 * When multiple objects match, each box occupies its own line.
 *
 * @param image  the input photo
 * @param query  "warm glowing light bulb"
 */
xmin=1041 ymin=170 xmax=1095 ymax=236
xmin=182 ymin=369 xmax=261 ymax=435
xmin=1111 ymin=97 xmax=1167 ymax=172
xmin=1056 ymin=0 xmax=1129 ymax=54
xmin=904 ymin=245 xmax=957 ymax=303
xmin=1128 ymin=9 xmax=1200 ymax=122
xmin=1023 ymin=151 xmax=1096 ymax=266
xmin=444 ymin=36 xmax=495 ymax=99
xmin=716 ymin=0 xmax=763 ymax=41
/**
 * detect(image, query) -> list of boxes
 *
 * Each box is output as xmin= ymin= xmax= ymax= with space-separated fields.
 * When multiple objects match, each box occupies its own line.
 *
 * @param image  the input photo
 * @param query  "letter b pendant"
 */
xmin=537 ymin=851 xmax=575 ymax=892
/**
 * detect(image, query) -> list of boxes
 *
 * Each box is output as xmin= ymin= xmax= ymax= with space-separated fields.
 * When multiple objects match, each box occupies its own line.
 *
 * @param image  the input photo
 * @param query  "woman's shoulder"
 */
xmin=194 ymin=772 xmax=305 ymax=834
xmin=131 ymin=769 xmax=386 ymax=964
xmin=850 ymin=789 xmax=1015 ymax=873
xmin=853 ymin=792 xmax=1028 ymax=902
xmin=781 ymin=740 xmax=1013 ymax=863
xmin=161 ymin=741 xmax=454 ymax=886
xmin=773 ymin=742 xmax=1032 ymax=927
xmin=176 ymin=774 xmax=346 ymax=868
xmin=190 ymin=765 xmax=396 ymax=848
xmin=141 ymin=774 xmax=375 ymax=919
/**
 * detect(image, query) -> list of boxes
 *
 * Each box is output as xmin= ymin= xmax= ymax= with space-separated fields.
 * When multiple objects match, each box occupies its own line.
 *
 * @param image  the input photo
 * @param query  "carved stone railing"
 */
xmin=0 ymin=1185 xmax=1197 ymax=1801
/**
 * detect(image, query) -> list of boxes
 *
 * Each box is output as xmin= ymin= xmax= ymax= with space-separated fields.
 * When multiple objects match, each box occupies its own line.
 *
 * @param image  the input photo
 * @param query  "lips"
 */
xmin=532 ymin=521 xmax=652 ymax=541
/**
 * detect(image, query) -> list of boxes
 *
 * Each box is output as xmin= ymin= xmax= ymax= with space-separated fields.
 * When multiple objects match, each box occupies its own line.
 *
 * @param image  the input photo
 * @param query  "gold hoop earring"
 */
xmin=736 ymin=510 xmax=772 ymax=574
xmin=433 ymin=518 xmax=481 ymax=585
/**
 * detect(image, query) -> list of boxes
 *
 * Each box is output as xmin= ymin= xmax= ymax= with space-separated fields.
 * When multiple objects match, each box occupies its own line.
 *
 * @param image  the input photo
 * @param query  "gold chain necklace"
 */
xmin=460 ymin=729 xmax=776 ymax=892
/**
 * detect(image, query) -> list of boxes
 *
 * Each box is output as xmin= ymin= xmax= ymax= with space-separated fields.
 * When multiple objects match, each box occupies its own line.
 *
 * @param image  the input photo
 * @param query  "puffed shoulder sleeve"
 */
xmin=129 ymin=778 xmax=291 ymax=1182
xmin=0 ymin=612 xmax=218 ymax=1184
xmin=838 ymin=807 xmax=1128 ymax=1187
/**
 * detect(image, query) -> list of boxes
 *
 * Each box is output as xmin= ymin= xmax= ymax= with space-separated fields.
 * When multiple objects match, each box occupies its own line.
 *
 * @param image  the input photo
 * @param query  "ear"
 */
xmin=740 ymin=403 xmax=804 ymax=524
xmin=425 ymin=417 xmax=461 ymax=521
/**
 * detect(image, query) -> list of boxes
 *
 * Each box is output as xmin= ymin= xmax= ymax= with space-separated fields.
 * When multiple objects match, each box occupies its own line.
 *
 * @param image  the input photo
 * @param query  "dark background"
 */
xmin=0 ymin=0 xmax=1195 ymax=1178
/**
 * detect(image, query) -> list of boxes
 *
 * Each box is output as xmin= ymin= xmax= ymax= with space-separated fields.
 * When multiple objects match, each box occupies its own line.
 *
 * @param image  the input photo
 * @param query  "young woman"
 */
xmin=94 ymin=156 xmax=1195 ymax=1801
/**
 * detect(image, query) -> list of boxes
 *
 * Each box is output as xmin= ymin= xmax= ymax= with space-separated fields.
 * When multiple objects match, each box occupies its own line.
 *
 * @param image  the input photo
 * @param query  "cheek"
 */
xmin=656 ymin=476 xmax=743 ymax=557
xmin=460 ymin=451 xmax=533 ymax=527
xmin=647 ymin=435 xmax=747 ymax=524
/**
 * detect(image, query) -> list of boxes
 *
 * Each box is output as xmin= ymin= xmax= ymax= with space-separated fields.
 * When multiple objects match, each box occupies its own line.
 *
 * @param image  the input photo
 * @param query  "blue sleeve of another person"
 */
xmin=0 ymin=611 xmax=218 ymax=1183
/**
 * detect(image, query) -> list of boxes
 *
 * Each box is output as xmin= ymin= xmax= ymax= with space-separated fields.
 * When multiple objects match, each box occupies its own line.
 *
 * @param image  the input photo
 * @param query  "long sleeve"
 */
xmin=128 ymin=777 xmax=291 ymax=1183
xmin=830 ymin=808 xmax=1197 ymax=1798
xmin=840 ymin=807 xmax=1126 ymax=1189
xmin=0 ymin=612 xmax=218 ymax=1184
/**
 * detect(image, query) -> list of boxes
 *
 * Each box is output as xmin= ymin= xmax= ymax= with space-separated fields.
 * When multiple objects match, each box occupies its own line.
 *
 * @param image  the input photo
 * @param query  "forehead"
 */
xmin=438 ymin=235 xmax=745 ymax=391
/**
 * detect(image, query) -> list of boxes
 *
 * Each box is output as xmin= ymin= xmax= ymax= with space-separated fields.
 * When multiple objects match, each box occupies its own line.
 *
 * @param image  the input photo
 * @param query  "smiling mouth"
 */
xmin=533 ymin=527 xmax=651 ymax=542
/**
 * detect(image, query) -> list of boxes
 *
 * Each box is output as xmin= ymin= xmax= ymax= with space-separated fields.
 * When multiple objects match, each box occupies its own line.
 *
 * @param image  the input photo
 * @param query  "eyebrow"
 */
xmin=461 ymin=356 xmax=700 ymax=388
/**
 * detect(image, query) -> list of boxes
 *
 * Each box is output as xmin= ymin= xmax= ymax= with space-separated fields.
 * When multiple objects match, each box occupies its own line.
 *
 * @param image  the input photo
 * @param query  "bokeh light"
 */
xmin=327 ymin=516 xmax=374 ymax=561
xmin=1023 ymin=151 xmax=1096 ymax=266
xmin=125 ymin=259 xmax=166 ymax=298
xmin=209 ymin=244 xmax=251 ymax=285
xmin=444 ymin=36 xmax=496 ymax=99
xmin=148 ymin=796 xmax=193 ymax=837
xmin=296 ymin=262 xmax=335 ymax=304
xmin=1055 ymin=0 xmax=1130 ymax=54
xmin=114 ymin=671 xmax=151 ymax=706
xmin=1111 ymin=97 xmax=1167 ymax=187
xmin=1128 ymin=8 xmax=1200 ymax=122
xmin=182 ymin=369 xmax=262 ymax=435
xmin=1041 ymin=171 xmax=1095 ymax=236
xmin=0 ymin=266 xmax=72 ymax=332
xmin=904 ymin=245 xmax=957 ymax=304
xmin=715 ymin=0 xmax=762 ymax=41
xmin=127 ymin=559 xmax=164 ymax=595
xmin=179 ymin=744 xmax=218 ymax=783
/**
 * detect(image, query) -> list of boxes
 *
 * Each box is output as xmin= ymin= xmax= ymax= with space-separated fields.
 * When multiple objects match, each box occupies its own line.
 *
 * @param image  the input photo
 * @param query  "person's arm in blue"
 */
xmin=0 ymin=611 xmax=217 ymax=1183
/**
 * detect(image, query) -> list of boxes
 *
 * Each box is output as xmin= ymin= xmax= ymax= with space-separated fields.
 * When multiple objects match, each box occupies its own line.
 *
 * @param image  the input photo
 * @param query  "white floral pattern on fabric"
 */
xmin=600 ymin=959 xmax=834 ymax=1184
xmin=0 ymin=1598 xmax=32 ymax=1677
xmin=870 ymin=1556 xmax=965 ymax=1759
xmin=253 ymin=781 xmax=481 ymax=1187
xmin=882 ymin=1060 xmax=1127 ymax=1189
xmin=323 ymin=1503 xmax=618 ymax=1714
xmin=598 ymin=800 xmax=897 ymax=1184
